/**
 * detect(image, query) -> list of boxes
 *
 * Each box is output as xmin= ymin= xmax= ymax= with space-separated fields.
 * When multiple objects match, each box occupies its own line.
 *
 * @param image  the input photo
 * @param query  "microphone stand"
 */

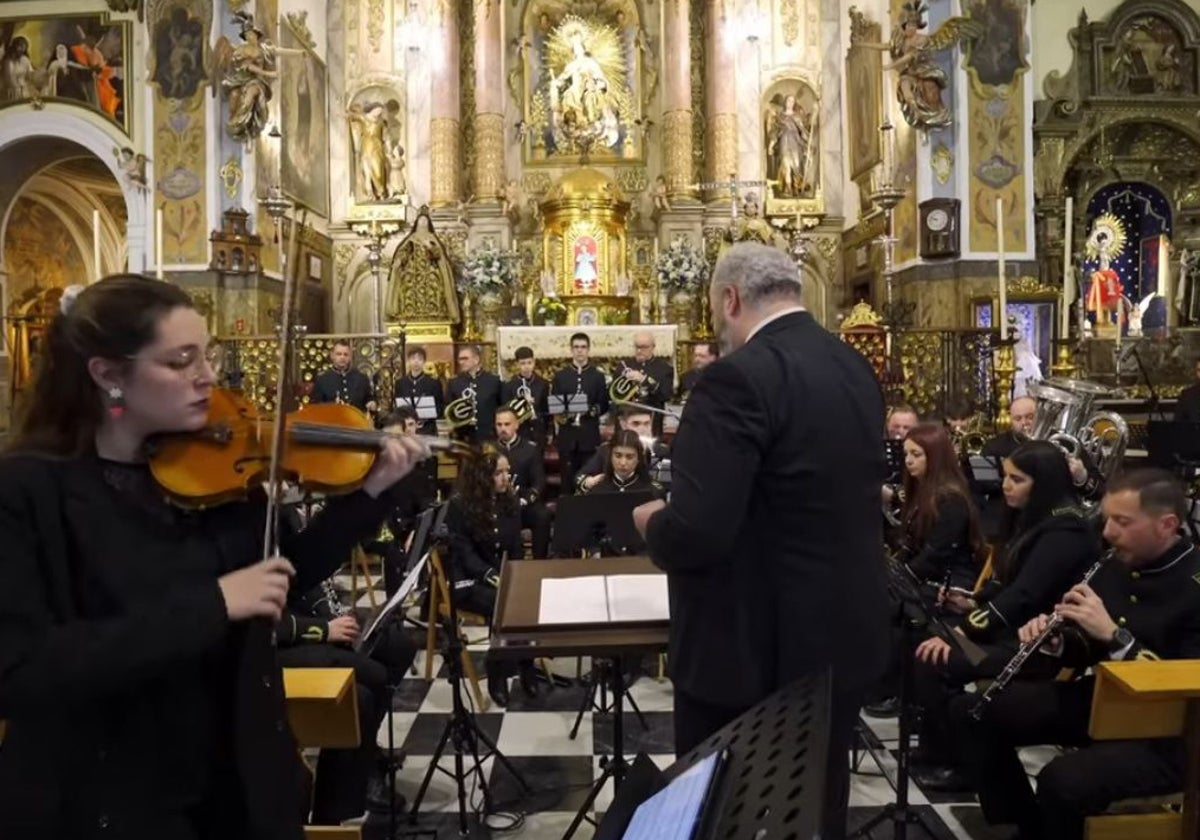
xmin=1130 ymin=345 xmax=1167 ymax=422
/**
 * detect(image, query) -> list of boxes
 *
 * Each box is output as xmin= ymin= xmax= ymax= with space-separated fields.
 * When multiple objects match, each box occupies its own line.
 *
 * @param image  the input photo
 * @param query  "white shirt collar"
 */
xmin=745 ymin=306 xmax=806 ymax=343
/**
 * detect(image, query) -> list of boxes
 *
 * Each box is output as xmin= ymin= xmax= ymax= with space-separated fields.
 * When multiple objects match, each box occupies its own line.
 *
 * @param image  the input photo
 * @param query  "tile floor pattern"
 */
xmin=332 ymin=574 xmax=1049 ymax=840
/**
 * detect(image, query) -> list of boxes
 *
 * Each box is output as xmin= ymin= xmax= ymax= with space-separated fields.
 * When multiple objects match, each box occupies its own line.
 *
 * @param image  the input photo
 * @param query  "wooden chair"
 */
xmin=349 ymin=546 xmax=378 ymax=611
xmin=423 ymin=551 xmax=490 ymax=711
xmin=972 ymin=546 xmax=995 ymax=594
xmin=1083 ymin=660 xmax=1200 ymax=840
xmin=282 ymin=668 xmax=363 ymax=840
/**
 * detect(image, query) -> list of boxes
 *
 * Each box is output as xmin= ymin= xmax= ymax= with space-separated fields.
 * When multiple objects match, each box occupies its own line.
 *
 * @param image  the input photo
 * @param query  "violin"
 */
xmin=148 ymin=387 xmax=471 ymax=509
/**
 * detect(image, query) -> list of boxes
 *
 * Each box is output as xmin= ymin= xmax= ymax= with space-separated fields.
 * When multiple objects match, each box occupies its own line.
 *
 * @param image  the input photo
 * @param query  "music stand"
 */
xmin=552 ymin=491 xmax=656 ymax=557
xmin=1147 ymin=421 xmax=1200 ymax=541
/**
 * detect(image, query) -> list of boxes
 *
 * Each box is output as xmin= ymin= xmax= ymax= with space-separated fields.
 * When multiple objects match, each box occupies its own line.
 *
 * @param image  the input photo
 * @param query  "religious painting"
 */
xmin=561 ymin=223 xmax=609 ymax=295
xmin=279 ymin=17 xmax=328 ymax=217
xmin=1103 ymin=15 xmax=1192 ymax=96
xmin=962 ymin=0 xmax=1027 ymax=89
xmin=149 ymin=4 xmax=206 ymax=101
xmin=0 ymin=14 xmax=131 ymax=132
xmin=761 ymin=79 xmax=823 ymax=218
xmin=846 ymin=8 xmax=883 ymax=180
xmin=518 ymin=0 xmax=648 ymax=163
xmin=346 ymin=85 xmax=405 ymax=207
xmin=572 ymin=235 xmax=600 ymax=293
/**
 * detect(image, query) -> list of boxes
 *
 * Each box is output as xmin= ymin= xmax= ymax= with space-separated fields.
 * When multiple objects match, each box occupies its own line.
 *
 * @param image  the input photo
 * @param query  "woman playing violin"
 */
xmin=0 ymin=275 xmax=429 ymax=839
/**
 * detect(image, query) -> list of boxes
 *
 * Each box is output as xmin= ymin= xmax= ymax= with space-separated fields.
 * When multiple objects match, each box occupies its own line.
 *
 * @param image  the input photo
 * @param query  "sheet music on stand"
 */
xmin=549 ymin=394 xmax=589 ymax=416
xmin=396 ymin=394 xmax=438 ymax=421
xmin=884 ymin=553 xmax=987 ymax=667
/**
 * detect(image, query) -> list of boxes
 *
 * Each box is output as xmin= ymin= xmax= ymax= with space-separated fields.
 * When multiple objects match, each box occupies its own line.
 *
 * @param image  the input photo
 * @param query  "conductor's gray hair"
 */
xmin=710 ymin=242 xmax=803 ymax=307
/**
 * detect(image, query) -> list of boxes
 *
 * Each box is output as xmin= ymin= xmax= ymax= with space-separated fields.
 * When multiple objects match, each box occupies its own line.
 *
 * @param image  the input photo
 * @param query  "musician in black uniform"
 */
xmin=395 ymin=346 xmax=444 ymax=436
xmin=1173 ymin=357 xmax=1200 ymax=422
xmin=577 ymin=406 xmax=669 ymax=493
xmin=311 ymin=339 xmax=377 ymax=413
xmin=582 ymin=429 xmax=666 ymax=499
xmin=979 ymin=396 xmax=1037 ymax=460
xmin=678 ymin=341 xmax=718 ymax=398
xmin=500 ymin=346 xmax=550 ymax=449
xmin=494 ymin=406 xmax=552 ymax=558
xmin=617 ymin=332 xmax=674 ymax=437
xmin=551 ymin=332 xmax=609 ymax=494
xmin=446 ymin=344 xmax=501 ymax=445
xmin=947 ymin=469 xmax=1200 ymax=840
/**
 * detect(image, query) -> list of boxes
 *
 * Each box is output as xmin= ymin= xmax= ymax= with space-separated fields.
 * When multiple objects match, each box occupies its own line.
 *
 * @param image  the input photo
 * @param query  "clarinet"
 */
xmin=969 ymin=549 xmax=1114 ymax=721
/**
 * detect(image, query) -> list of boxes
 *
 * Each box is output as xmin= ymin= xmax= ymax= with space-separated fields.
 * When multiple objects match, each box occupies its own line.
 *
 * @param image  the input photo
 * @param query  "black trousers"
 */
xmin=947 ymin=678 xmax=1185 ymax=840
xmin=277 ymin=643 xmax=400 ymax=824
xmin=674 ymin=683 xmax=864 ymax=840
xmin=911 ymin=638 xmax=1015 ymax=764
xmin=520 ymin=502 xmax=553 ymax=559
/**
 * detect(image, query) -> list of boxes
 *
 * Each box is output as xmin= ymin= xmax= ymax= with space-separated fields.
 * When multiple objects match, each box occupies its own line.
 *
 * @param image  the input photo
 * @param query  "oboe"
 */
xmin=969 ymin=549 xmax=1114 ymax=721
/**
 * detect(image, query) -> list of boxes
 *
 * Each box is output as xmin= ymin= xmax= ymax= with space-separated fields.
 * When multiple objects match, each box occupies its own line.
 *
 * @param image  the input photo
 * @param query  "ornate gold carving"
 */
xmin=367 ymin=0 xmax=385 ymax=52
xmin=663 ymin=109 xmax=694 ymax=197
xmin=389 ymin=211 xmax=462 ymax=322
xmin=616 ymin=167 xmax=649 ymax=195
xmin=334 ymin=243 xmax=356 ymax=300
xmin=815 ymin=233 xmax=839 ymax=266
xmin=430 ymin=118 xmax=462 ymax=207
xmin=521 ymin=171 xmax=553 ymax=196
xmin=707 ymin=113 xmax=738 ymax=195
xmin=283 ymin=11 xmax=316 ymax=50
xmin=841 ymin=301 xmax=883 ymax=329
xmin=782 ymin=0 xmax=800 ymax=45
xmin=473 ymin=113 xmax=505 ymax=202
xmin=931 ymin=143 xmax=953 ymax=185
xmin=689 ymin=0 xmax=705 ymax=186
xmin=219 ymin=157 xmax=243 ymax=199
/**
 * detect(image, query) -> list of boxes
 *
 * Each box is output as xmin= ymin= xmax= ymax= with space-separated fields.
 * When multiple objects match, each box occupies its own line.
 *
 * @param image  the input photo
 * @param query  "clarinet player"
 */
xmin=947 ymin=469 xmax=1200 ymax=840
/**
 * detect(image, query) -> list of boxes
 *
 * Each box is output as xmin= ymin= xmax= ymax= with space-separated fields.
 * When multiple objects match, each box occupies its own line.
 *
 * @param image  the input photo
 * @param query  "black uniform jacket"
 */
xmin=444 ymin=496 xmax=523 ymax=584
xmin=0 ymin=454 xmax=393 ymax=840
xmin=501 ymin=374 xmax=551 ymax=444
xmin=551 ymin=364 xmax=609 ymax=453
xmin=396 ymin=373 xmax=445 ymax=435
xmin=903 ymin=491 xmax=982 ymax=591
xmin=447 ymin=371 xmax=502 ymax=442
xmin=496 ymin=436 xmax=545 ymax=505
xmin=645 ymin=311 xmax=890 ymax=708
xmin=311 ymin=366 xmax=374 ymax=412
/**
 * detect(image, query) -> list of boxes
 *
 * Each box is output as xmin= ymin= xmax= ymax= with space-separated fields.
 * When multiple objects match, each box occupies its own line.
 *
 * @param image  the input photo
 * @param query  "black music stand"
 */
xmin=551 ymin=491 xmax=656 ymax=557
xmin=1147 ymin=421 xmax=1200 ymax=541
xmin=849 ymin=556 xmax=983 ymax=840
xmin=595 ymin=670 xmax=833 ymax=840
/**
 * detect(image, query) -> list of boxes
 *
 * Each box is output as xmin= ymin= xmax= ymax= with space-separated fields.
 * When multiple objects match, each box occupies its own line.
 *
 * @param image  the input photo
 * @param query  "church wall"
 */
xmin=1032 ymin=0 xmax=1123 ymax=97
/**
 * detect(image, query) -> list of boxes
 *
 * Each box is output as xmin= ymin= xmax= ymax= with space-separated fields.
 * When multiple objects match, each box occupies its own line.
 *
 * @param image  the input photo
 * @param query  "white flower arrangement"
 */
xmin=654 ymin=239 xmax=709 ymax=293
xmin=458 ymin=244 xmax=517 ymax=297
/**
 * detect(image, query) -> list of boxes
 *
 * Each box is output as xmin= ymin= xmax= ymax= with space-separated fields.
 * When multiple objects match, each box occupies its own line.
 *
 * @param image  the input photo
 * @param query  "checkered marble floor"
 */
xmin=331 ymin=574 xmax=1054 ymax=840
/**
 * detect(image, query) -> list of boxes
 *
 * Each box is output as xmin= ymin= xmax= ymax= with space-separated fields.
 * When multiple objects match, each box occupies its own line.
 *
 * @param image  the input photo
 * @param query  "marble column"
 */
xmin=473 ymin=0 xmax=505 ymax=204
xmin=662 ymin=0 xmax=694 ymax=199
xmin=705 ymin=0 xmax=737 ymax=203
xmin=430 ymin=0 xmax=461 ymax=207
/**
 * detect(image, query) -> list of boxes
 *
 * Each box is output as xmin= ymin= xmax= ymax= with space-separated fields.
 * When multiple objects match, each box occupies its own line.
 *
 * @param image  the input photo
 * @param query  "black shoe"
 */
xmin=489 ymin=678 xmax=510 ymax=708
xmin=518 ymin=663 xmax=540 ymax=699
xmin=912 ymin=765 xmax=972 ymax=793
xmin=863 ymin=697 xmax=900 ymax=718
xmin=366 ymin=771 xmax=408 ymax=814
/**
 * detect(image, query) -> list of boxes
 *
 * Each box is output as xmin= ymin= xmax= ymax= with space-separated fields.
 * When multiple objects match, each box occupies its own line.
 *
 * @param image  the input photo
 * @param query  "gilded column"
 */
xmin=662 ymin=0 xmax=694 ymax=198
xmin=430 ymin=0 xmax=461 ymax=207
xmin=705 ymin=0 xmax=737 ymax=202
xmin=473 ymin=0 xmax=505 ymax=202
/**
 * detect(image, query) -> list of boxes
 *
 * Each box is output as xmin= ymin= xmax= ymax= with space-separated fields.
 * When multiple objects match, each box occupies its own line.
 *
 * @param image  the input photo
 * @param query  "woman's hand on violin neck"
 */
xmin=219 ymin=557 xmax=295 ymax=621
xmin=362 ymin=434 xmax=433 ymax=499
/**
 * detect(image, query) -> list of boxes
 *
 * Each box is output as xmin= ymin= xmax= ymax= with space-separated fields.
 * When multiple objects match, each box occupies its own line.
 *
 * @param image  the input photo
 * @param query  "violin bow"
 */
xmin=261 ymin=206 xmax=309 ymax=561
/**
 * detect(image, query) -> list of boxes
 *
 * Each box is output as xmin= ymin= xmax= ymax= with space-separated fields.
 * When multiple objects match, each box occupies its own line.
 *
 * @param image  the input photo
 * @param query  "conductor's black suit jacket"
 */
xmin=646 ymin=311 xmax=890 ymax=709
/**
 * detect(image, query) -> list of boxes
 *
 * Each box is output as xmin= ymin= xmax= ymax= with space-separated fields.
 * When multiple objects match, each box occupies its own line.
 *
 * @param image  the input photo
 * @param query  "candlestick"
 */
xmin=1158 ymin=234 xmax=1172 ymax=330
xmin=994 ymin=338 xmax=1017 ymax=431
xmin=156 ymin=209 xmax=164 ymax=280
xmin=996 ymin=197 xmax=1007 ymax=340
xmin=92 ymin=210 xmax=101 ymax=280
xmin=881 ymin=122 xmax=894 ymax=186
xmin=1061 ymin=197 xmax=1073 ymax=338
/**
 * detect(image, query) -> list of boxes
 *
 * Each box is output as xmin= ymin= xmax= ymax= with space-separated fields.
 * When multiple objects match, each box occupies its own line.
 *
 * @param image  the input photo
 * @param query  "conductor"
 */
xmin=633 ymin=242 xmax=890 ymax=840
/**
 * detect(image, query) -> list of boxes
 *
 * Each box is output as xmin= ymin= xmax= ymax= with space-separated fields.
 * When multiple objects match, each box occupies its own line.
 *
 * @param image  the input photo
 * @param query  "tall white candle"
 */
xmin=996 ymin=197 xmax=1008 ymax=340
xmin=92 ymin=210 xmax=101 ymax=280
xmin=1159 ymin=234 xmax=1171 ymax=328
xmin=1061 ymin=197 xmax=1073 ymax=337
xmin=156 ymin=209 xmax=164 ymax=280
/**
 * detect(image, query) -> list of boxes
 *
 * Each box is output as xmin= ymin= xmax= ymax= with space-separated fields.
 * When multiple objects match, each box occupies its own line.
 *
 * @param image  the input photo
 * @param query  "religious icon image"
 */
xmin=962 ymin=0 xmax=1028 ymax=88
xmin=151 ymin=5 xmax=206 ymax=101
xmin=572 ymin=235 xmax=600 ymax=293
xmin=764 ymin=86 xmax=817 ymax=200
xmin=1084 ymin=213 xmax=1127 ymax=333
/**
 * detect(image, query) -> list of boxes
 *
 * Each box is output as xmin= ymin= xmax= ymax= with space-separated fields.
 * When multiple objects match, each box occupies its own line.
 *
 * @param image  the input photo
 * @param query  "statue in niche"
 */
xmin=861 ymin=2 xmax=982 ymax=131
xmin=650 ymin=175 xmax=670 ymax=213
xmin=387 ymin=140 xmax=406 ymax=197
xmin=348 ymin=98 xmax=404 ymax=203
xmin=1084 ymin=213 xmax=1127 ymax=330
xmin=766 ymin=92 xmax=814 ymax=199
xmin=1156 ymin=44 xmax=1182 ymax=93
xmin=388 ymin=208 xmax=461 ymax=323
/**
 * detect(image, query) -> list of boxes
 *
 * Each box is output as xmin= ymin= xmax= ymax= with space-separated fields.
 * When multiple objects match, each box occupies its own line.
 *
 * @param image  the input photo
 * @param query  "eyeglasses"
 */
xmin=129 ymin=343 xmax=224 ymax=377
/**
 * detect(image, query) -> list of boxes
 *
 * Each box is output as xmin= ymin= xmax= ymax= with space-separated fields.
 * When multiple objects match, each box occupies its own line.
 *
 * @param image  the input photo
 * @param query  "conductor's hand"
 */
xmin=1018 ymin=613 xmax=1052 ymax=645
xmin=362 ymin=434 xmax=432 ymax=498
xmin=328 ymin=614 xmax=360 ymax=644
xmin=219 ymin=557 xmax=295 ymax=621
xmin=915 ymin=636 xmax=952 ymax=666
xmin=632 ymin=499 xmax=667 ymax=538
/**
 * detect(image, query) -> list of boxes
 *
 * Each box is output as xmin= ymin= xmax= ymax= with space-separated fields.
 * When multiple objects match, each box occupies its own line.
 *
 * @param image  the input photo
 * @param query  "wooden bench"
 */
xmin=283 ymin=667 xmax=363 ymax=840
xmin=1084 ymin=660 xmax=1200 ymax=840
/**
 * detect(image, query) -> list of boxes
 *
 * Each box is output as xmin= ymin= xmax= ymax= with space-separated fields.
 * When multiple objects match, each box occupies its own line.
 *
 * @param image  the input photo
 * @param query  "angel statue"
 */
xmin=347 ymin=102 xmax=392 ymax=202
xmin=862 ymin=2 xmax=983 ymax=131
xmin=213 ymin=13 xmax=279 ymax=143
xmin=113 ymin=146 xmax=150 ymax=192
xmin=765 ymin=93 xmax=812 ymax=199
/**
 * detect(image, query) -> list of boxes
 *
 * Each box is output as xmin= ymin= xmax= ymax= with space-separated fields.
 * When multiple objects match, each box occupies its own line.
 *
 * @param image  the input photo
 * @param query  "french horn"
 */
xmin=506 ymin=381 xmax=535 ymax=425
xmin=445 ymin=386 xmax=477 ymax=428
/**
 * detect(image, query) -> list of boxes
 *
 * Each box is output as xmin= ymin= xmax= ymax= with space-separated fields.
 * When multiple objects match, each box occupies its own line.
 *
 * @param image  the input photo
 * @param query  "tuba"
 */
xmin=1026 ymin=378 xmax=1129 ymax=484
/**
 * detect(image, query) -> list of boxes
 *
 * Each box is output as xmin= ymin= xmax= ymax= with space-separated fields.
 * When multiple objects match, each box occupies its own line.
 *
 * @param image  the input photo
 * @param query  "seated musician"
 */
xmin=576 ymin=406 xmax=668 ymax=494
xmin=910 ymin=441 xmax=1098 ymax=791
xmin=581 ymin=429 xmax=666 ymax=499
xmin=947 ymin=469 xmax=1200 ymax=840
xmin=444 ymin=446 xmax=538 ymax=707
xmin=980 ymin=396 xmax=1037 ymax=460
xmin=494 ymin=406 xmax=552 ymax=559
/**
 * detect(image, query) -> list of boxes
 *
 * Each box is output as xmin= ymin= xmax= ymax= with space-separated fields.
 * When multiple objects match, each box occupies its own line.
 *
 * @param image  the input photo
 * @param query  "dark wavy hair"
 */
xmin=604 ymin=429 xmax=650 ymax=482
xmin=8 ymin=275 xmax=194 ymax=457
xmin=902 ymin=422 xmax=985 ymax=561
xmin=996 ymin=441 xmax=1082 ymax=576
xmin=453 ymin=444 xmax=518 ymax=541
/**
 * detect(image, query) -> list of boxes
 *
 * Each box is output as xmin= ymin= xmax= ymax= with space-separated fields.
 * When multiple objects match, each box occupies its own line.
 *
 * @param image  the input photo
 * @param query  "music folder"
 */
xmin=395 ymin=394 xmax=438 ymax=420
xmin=548 ymin=394 xmax=589 ymax=415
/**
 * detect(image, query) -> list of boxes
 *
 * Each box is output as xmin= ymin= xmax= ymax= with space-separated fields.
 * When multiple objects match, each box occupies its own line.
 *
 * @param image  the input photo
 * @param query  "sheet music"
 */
xmin=606 ymin=574 xmax=670 ymax=623
xmin=411 ymin=394 xmax=437 ymax=420
xmin=359 ymin=552 xmax=429 ymax=648
xmin=539 ymin=576 xmax=610 ymax=624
